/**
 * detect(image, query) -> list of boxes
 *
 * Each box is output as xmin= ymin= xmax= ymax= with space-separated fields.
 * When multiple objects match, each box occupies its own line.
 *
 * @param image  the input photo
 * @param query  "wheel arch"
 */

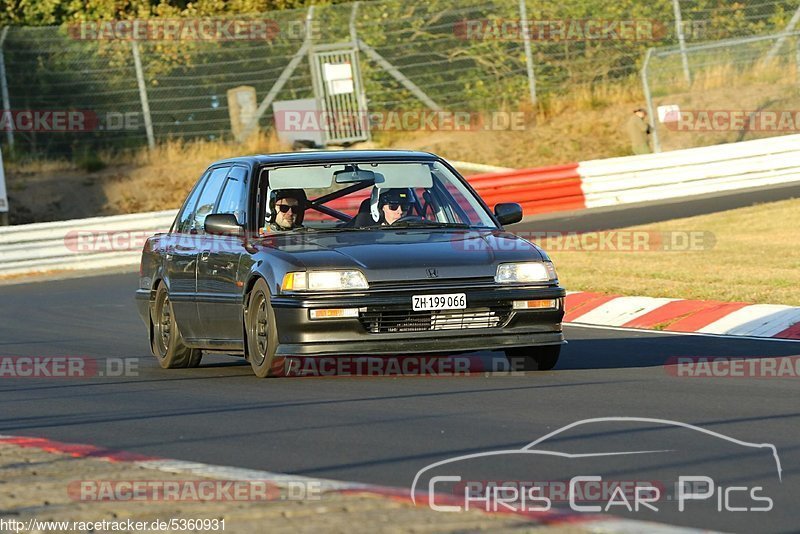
xmin=148 ymin=277 xmax=167 ymax=348
xmin=241 ymin=273 xmax=269 ymax=360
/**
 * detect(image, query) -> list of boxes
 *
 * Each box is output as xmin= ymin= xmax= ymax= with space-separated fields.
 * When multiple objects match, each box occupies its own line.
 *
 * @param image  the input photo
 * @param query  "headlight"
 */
xmin=281 ymin=270 xmax=369 ymax=292
xmin=495 ymin=262 xmax=557 ymax=284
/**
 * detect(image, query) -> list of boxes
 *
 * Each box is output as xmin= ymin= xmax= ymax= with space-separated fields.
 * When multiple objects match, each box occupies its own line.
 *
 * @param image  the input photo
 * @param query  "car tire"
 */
xmin=151 ymin=284 xmax=203 ymax=369
xmin=245 ymin=278 xmax=280 ymax=378
xmin=504 ymin=345 xmax=560 ymax=371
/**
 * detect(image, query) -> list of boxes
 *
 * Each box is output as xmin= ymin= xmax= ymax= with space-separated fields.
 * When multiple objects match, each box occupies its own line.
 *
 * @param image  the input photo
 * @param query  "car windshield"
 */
xmin=258 ymin=160 xmax=497 ymax=232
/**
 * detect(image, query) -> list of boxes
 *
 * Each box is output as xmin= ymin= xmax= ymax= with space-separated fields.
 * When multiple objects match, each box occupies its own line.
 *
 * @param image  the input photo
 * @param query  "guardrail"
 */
xmin=466 ymin=163 xmax=585 ymax=215
xmin=578 ymin=134 xmax=800 ymax=208
xmin=0 ymin=210 xmax=176 ymax=276
xmin=2 ymin=136 xmax=799 ymax=278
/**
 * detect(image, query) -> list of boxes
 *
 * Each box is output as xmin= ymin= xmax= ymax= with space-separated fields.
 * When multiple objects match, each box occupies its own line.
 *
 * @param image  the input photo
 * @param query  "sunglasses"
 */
xmin=385 ymin=202 xmax=410 ymax=211
xmin=276 ymin=204 xmax=301 ymax=214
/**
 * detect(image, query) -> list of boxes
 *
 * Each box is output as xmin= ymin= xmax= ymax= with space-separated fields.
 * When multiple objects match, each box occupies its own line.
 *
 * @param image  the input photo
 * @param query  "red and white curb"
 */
xmin=565 ymin=292 xmax=800 ymax=340
xmin=0 ymin=434 xmax=707 ymax=533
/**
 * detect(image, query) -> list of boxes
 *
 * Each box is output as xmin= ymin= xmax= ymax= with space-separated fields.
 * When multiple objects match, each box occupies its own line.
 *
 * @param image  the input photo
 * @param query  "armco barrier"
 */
xmin=0 ymin=210 xmax=177 ymax=276
xmin=465 ymin=163 xmax=585 ymax=215
xmin=579 ymin=134 xmax=800 ymax=208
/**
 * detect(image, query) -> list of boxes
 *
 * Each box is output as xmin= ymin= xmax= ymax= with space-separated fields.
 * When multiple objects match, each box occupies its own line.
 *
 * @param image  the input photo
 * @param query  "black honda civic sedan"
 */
xmin=135 ymin=150 xmax=565 ymax=377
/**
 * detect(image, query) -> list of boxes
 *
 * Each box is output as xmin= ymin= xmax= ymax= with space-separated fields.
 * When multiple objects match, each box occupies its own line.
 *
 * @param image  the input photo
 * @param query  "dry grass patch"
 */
xmin=547 ymin=197 xmax=800 ymax=305
xmin=104 ymin=131 xmax=288 ymax=214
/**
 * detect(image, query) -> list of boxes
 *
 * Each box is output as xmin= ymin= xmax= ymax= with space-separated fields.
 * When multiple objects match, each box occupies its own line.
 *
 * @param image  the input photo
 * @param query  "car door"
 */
xmin=164 ymin=169 xmax=209 ymax=339
xmin=167 ymin=165 xmax=230 ymax=340
xmin=196 ymin=165 xmax=250 ymax=345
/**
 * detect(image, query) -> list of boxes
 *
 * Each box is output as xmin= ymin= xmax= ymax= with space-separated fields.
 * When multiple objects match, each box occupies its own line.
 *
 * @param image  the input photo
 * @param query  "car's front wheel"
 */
xmin=245 ymin=278 xmax=280 ymax=378
xmin=504 ymin=345 xmax=560 ymax=371
xmin=151 ymin=284 xmax=202 ymax=368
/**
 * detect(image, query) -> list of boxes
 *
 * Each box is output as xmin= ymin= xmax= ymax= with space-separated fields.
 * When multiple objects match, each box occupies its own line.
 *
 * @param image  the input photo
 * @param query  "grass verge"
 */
xmin=547 ymin=197 xmax=800 ymax=306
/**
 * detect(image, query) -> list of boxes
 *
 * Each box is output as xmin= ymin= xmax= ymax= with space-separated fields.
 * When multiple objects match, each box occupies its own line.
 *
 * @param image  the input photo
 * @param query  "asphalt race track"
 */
xmin=1 ymin=270 xmax=799 ymax=533
xmin=3 ymin=187 xmax=800 ymax=532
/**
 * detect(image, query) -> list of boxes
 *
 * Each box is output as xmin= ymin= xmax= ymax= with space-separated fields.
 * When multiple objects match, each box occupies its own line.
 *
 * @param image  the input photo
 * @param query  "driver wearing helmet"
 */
xmin=263 ymin=188 xmax=307 ymax=232
xmin=370 ymin=188 xmax=413 ymax=226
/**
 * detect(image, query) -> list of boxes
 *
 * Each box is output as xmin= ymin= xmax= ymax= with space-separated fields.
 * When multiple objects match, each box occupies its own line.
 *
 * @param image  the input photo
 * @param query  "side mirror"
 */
xmin=494 ymin=203 xmax=523 ymax=225
xmin=205 ymin=213 xmax=244 ymax=237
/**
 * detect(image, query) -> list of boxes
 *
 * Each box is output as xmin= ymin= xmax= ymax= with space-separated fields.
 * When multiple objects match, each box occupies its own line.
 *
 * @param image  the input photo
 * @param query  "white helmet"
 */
xmin=370 ymin=187 xmax=413 ymax=223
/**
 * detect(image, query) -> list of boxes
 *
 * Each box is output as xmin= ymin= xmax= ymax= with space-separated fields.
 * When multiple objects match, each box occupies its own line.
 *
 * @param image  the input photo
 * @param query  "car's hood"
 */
xmin=257 ymin=229 xmax=543 ymax=282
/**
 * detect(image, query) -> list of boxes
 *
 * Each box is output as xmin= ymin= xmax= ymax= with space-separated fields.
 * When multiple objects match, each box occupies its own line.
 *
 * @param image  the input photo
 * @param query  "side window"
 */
xmin=215 ymin=167 xmax=248 ymax=225
xmin=191 ymin=166 xmax=229 ymax=234
xmin=174 ymin=171 xmax=210 ymax=233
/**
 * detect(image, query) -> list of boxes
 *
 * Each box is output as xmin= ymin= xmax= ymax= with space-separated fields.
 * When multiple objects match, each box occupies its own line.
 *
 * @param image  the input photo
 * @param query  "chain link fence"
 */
xmin=1 ymin=0 xmax=798 ymax=157
xmin=644 ymin=29 xmax=800 ymax=151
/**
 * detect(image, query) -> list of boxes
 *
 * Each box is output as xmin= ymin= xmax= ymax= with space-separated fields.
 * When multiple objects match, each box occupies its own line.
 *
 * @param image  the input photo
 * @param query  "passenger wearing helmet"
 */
xmin=264 ymin=189 xmax=307 ymax=232
xmin=370 ymin=187 xmax=413 ymax=226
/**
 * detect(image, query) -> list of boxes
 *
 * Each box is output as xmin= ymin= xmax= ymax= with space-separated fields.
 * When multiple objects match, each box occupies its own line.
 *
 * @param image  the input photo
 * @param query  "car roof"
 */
xmin=212 ymin=149 xmax=441 ymax=167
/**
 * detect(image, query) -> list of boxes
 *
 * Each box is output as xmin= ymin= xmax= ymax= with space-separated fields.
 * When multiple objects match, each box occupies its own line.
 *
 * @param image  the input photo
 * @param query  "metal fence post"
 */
xmin=797 ymin=36 xmax=800 ymax=83
xmin=131 ymin=41 xmax=155 ymax=149
xmin=519 ymin=0 xmax=537 ymax=106
xmin=349 ymin=2 xmax=359 ymax=45
xmin=0 ymin=145 xmax=8 ymax=225
xmin=641 ymin=48 xmax=660 ymax=153
xmin=238 ymin=6 xmax=315 ymax=142
xmin=672 ymin=0 xmax=691 ymax=86
xmin=767 ymin=5 xmax=800 ymax=60
xmin=0 ymin=27 xmax=13 ymax=150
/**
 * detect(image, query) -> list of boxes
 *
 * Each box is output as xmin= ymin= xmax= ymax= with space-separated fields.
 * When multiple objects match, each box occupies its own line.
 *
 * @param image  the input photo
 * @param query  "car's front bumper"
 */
xmin=270 ymin=284 xmax=565 ymax=356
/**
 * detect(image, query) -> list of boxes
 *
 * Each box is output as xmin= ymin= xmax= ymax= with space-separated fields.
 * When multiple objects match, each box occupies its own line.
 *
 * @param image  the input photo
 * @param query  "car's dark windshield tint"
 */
xmin=260 ymin=161 xmax=496 ymax=232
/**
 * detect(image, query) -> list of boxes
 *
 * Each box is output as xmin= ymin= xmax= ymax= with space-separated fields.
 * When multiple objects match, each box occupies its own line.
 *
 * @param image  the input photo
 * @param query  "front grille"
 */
xmin=359 ymin=306 xmax=512 ymax=333
xmin=368 ymin=277 xmax=495 ymax=292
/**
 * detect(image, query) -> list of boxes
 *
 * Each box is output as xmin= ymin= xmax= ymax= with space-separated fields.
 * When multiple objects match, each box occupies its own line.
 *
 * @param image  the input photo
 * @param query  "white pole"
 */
xmin=349 ymin=2 xmax=359 ymax=45
xmin=766 ymin=5 xmax=800 ymax=60
xmin=358 ymin=39 xmax=441 ymax=111
xmin=519 ymin=0 xmax=537 ymax=106
xmin=672 ymin=0 xmax=691 ymax=85
xmin=131 ymin=41 xmax=155 ymax=149
xmin=0 ymin=145 xmax=8 ymax=225
xmin=641 ymin=48 xmax=660 ymax=153
xmin=0 ymin=27 xmax=13 ymax=150
xmin=797 ymin=36 xmax=800 ymax=83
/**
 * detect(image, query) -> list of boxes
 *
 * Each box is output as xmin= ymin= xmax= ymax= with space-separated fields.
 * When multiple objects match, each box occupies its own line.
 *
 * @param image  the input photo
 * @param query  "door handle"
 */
xmin=199 ymin=251 xmax=210 ymax=262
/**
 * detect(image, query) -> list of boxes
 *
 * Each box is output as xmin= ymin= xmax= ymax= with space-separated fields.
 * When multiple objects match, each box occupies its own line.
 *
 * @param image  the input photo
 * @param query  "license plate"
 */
xmin=412 ymin=293 xmax=466 ymax=311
